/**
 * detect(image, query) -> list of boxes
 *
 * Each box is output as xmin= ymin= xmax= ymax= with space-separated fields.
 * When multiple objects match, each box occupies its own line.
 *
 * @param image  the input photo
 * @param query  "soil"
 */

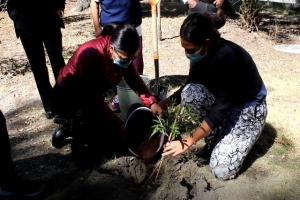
xmin=1 ymin=1 xmax=300 ymax=200
xmin=131 ymin=129 xmax=162 ymax=160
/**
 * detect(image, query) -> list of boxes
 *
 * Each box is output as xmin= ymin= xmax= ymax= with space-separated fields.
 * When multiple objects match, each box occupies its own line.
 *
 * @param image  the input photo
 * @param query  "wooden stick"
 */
xmin=154 ymin=102 xmax=183 ymax=183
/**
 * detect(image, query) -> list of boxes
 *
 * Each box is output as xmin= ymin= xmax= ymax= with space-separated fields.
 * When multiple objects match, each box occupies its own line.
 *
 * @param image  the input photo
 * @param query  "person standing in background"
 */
xmin=183 ymin=0 xmax=237 ymax=17
xmin=7 ymin=0 xmax=66 ymax=119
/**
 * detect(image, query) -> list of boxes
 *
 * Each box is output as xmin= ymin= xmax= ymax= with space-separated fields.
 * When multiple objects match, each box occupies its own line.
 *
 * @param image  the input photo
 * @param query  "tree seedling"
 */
xmin=144 ymin=98 xmax=201 ymax=185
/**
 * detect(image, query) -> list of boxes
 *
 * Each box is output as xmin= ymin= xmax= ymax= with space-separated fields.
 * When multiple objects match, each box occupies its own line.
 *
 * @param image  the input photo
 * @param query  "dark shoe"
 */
xmin=51 ymin=125 xmax=71 ymax=148
xmin=0 ymin=176 xmax=44 ymax=198
xmin=53 ymin=115 xmax=69 ymax=125
xmin=45 ymin=111 xmax=54 ymax=119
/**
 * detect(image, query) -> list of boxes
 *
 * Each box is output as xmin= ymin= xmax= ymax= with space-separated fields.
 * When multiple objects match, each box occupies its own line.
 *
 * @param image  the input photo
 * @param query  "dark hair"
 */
xmin=102 ymin=23 xmax=140 ymax=54
xmin=180 ymin=10 xmax=226 ymax=46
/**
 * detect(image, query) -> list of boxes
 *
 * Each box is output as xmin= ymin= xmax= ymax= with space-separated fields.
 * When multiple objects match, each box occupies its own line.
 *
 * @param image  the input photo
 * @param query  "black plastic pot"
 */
xmin=124 ymin=106 xmax=166 ymax=159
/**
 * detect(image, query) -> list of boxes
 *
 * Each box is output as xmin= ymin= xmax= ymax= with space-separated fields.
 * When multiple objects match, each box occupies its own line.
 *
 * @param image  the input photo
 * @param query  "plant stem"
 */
xmin=168 ymin=103 xmax=183 ymax=142
xmin=143 ymin=158 xmax=163 ymax=186
xmin=154 ymin=157 xmax=164 ymax=182
xmin=154 ymin=102 xmax=183 ymax=183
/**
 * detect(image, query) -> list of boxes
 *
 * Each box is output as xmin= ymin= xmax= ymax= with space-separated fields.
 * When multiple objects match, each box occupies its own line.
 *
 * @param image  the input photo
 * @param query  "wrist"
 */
xmin=191 ymin=126 xmax=207 ymax=143
xmin=149 ymin=102 xmax=157 ymax=109
xmin=184 ymin=136 xmax=195 ymax=148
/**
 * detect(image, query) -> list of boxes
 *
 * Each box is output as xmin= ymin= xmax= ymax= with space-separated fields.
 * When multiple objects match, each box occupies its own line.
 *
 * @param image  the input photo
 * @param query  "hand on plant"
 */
xmin=162 ymin=139 xmax=191 ymax=156
xmin=213 ymin=0 xmax=224 ymax=8
xmin=158 ymin=98 xmax=171 ymax=110
xmin=150 ymin=103 xmax=163 ymax=117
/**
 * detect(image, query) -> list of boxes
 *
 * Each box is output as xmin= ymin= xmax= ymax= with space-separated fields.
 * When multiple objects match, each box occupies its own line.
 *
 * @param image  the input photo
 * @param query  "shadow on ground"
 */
xmin=63 ymin=14 xmax=91 ymax=25
xmin=240 ymin=122 xmax=277 ymax=174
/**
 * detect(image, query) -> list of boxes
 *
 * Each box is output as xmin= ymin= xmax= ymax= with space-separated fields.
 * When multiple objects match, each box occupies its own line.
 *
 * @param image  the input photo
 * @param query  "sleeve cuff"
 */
xmin=140 ymin=95 xmax=157 ymax=107
xmin=204 ymin=117 xmax=216 ymax=131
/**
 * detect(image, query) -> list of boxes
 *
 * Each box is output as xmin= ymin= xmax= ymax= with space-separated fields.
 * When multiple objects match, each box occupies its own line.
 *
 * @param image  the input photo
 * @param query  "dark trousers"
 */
xmin=0 ymin=110 xmax=16 ymax=185
xmin=52 ymin=83 xmax=127 ymax=158
xmin=18 ymin=27 xmax=65 ymax=112
xmin=71 ymin=102 xmax=128 ymax=160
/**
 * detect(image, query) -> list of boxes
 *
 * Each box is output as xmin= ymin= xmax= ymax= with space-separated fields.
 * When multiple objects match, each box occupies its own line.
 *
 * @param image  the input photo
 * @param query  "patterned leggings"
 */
xmin=181 ymin=83 xmax=268 ymax=180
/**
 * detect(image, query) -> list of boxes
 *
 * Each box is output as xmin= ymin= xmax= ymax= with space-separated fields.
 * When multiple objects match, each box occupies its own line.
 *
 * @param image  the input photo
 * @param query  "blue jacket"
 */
xmin=99 ymin=0 xmax=142 ymax=27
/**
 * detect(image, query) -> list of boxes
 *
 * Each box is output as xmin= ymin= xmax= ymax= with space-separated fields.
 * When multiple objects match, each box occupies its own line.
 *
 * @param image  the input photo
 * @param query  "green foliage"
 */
xmin=151 ymin=98 xmax=202 ymax=142
xmin=239 ymin=0 xmax=267 ymax=32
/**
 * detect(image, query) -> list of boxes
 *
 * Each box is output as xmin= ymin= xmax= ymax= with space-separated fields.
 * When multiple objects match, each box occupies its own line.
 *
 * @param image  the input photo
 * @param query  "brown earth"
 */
xmin=0 ymin=1 xmax=300 ymax=200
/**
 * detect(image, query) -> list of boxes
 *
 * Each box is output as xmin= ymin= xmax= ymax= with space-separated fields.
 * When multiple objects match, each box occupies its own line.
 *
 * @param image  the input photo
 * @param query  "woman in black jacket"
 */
xmin=159 ymin=12 xmax=267 ymax=180
xmin=7 ymin=0 xmax=66 ymax=119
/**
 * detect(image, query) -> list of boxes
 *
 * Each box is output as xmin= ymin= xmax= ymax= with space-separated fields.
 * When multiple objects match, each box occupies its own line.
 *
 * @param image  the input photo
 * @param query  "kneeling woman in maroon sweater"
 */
xmin=52 ymin=23 xmax=162 ymax=165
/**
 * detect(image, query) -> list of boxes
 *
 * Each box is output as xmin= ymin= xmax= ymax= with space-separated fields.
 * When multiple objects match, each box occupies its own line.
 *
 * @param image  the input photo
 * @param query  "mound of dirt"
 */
xmin=46 ymin=155 xmax=217 ymax=200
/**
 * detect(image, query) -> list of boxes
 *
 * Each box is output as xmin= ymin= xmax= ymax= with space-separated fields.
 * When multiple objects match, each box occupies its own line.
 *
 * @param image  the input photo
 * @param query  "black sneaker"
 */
xmin=0 ymin=176 xmax=44 ymax=198
xmin=45 ymin=111 xmax=54 ymax=119
xmin=51 ymin=125 xmax=71 ymax=148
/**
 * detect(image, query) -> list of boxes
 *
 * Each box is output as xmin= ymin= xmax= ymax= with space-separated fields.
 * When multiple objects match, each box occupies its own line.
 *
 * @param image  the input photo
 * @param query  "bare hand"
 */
xmin=162 ymin=140 xmax=190 ymax=156
xmin=158 ymin=98 xmax=171 ymax=110
xmin=57 ymin=10 xmax=64 ymax=18
xmin=213 ymin=0 xmax=224 ymax=8
xmin=150 ymin=103 xmax=163 ymax=117
xmin=95 ymin=27 xmax=102 ymax=38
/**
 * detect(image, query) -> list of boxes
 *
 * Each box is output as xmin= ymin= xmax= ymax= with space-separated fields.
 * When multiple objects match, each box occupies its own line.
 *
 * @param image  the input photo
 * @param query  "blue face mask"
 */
xmin=113 ymin=58 xmax=132 ymax=69
xmin=186 ymin=45 xmax=206 ymax=62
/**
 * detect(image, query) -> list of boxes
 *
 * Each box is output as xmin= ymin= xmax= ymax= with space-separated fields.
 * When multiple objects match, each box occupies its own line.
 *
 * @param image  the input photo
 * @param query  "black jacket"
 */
xmin=7 ymin=0 xmax=65 ymax=37
xmin=169 ymin=38 xmax=266 ymax=130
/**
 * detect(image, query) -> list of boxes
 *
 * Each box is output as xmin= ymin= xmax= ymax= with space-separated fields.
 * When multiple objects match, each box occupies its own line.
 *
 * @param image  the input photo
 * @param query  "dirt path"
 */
xmin=1 ymin=1 xmax=300 ymax=199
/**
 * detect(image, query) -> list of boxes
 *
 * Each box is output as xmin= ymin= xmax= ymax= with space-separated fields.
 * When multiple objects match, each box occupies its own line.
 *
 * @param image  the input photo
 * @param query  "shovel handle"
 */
xmin=151 ymin=5 xmax=158 ymax=59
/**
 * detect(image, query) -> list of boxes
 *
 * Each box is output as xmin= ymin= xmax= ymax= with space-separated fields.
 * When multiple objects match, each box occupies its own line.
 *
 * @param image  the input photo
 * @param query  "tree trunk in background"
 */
xmin=75 ymin=0 xmax=90 ymax=12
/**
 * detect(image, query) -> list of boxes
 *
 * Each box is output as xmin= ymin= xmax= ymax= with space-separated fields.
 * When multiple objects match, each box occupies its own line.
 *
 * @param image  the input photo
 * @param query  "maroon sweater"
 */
xmin=56 ymin=35 xmax=156 ymax=127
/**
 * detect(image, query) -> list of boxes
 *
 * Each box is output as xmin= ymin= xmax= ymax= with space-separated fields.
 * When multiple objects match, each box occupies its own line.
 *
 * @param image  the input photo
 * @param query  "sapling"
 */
xmin=145 ymin=98 xmax=201 ymax=184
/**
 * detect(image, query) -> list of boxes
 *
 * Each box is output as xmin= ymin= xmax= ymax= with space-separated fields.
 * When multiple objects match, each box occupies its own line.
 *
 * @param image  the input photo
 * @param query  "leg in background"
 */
xmin=43 ymin=27 xmax=65 ymax=80
xmin=19 ymin=30 xmax=53 ymax=115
